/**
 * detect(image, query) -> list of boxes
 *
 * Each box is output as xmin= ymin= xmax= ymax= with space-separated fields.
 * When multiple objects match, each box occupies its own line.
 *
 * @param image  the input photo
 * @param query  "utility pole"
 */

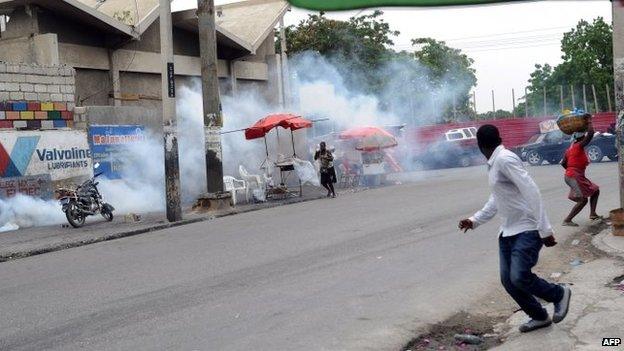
xmin=559 ymin=85 xmax=564 ymax=112
xmin=592 ymin=84 xmax=599 ymax=112
xmin=583 ymin=84 xmax=588 ymax=112
xmin=543 ymin=86 xmax=547 ymax=116
xmin=525 ymin=87 xmax=528 ymax=118
xmin=279 ymin=18 xmax=290 ymax=108
xmin=511 ymin=88 xmax=516 ymax=117
xmin=159 ymin=0 xmax=182 ymax=222
xmin=607 ymin=83 xmax=613 ymax=112
xmin=612 ymin=0 xmax=624 ymax=208
xmin=473 ymin=91 xmax=477 ymax=120
xmin=491 ymin=89 xmax=495 ymax=118
xmin=452 ymin=93 xmax=457 ymax=120
xmin=197 ymin=0 xmax=225 ymax=195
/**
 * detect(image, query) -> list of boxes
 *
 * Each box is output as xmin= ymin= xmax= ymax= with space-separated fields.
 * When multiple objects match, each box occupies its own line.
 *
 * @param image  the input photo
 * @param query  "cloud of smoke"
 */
xmin=0 ymin=47 xmax=478 ymax=231
xmin=0 ymin=194 xmax=65 ymax=231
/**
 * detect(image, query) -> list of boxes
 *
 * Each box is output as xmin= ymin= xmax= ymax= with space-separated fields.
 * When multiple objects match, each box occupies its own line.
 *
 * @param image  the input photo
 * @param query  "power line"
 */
xmin=452 ymin=34 xmax=562 ymax=48
xmin=443 ymin=25 xmax=569 ymax=42
xmin=395 ymin=32 xmax=563 ymax=51
xmin=461 ymin=41 xmax=562 ymax=53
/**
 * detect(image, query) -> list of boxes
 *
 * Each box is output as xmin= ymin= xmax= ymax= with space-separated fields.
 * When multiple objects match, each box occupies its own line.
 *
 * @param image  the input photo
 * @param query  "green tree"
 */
xmin=477 ymin=109 xmax=513 ymax=120
xmin=280 ymin=13 xmax=477 ymax=123
xmin=411 ymin=38 xmax=477 ymax=120
xmin=279 ymin=11 xmax=399 ymax=93
xmin=523 ymin=17 xmax=613 ymax=116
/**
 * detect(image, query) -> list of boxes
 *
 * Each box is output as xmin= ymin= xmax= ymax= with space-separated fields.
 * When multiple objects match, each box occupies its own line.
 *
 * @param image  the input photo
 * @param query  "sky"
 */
xmin=172 ymin=0 xmax=612 ymax=113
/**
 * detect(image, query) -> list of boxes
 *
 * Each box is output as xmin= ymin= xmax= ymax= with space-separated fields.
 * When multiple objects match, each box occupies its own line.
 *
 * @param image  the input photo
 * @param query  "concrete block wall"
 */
xmin=0 ymin=62 xmax=75 ymax=130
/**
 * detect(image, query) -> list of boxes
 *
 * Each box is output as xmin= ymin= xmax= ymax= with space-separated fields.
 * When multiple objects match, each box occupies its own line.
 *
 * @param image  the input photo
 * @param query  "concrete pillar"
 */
xmin=159 ymin=0 xmax=182 ymax=222
xmin=229 ymin=60 xmax=237 ymax=95
xmin=267 ymin=54 xmax=284 ymax=107
xmin=612 ymin=0 xmax=624 ymax=208
xmin=108 ymin=49 xmax=122 ymax=106
xmin=279 ymin=18 xmax=291 ymax=108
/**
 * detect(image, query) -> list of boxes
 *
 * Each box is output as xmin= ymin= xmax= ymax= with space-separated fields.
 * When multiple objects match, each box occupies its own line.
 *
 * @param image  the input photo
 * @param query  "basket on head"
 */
xmin=556 ymin=109 xmax=589 ymax=135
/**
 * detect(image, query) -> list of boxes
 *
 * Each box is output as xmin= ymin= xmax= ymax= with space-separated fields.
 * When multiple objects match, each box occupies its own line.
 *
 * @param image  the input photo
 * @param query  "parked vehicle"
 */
xmin=410 ymin=127 xmax=483 ymax=170
xmin=515 ymin=130 xmax=618 ymax=166
xmin=57 ymin=163 xmax=115 ymax=228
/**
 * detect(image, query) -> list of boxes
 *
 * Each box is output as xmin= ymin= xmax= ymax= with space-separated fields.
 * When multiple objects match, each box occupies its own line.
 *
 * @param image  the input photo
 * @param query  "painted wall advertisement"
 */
xmin=88 ymin=125 xmax=145 ymax=179
xmin=0 ymin=130 xmax=92 ymax=183
xmin=0 ymin=174 xmax=53 ymax=199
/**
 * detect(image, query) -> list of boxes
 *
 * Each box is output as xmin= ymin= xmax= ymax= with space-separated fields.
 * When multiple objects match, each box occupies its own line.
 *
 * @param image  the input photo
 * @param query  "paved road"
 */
xmin=0 ymin=162 xmax=619 ymax=351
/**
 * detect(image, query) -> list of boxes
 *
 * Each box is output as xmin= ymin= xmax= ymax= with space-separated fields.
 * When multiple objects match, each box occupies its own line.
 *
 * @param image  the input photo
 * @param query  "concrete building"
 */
xmin=0 ymin=0 xmax=290 ymax=116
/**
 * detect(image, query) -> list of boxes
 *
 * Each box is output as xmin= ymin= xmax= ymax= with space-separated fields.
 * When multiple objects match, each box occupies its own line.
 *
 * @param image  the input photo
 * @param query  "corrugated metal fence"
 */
xmin=406 ymin=112 xmax=616 ymax=148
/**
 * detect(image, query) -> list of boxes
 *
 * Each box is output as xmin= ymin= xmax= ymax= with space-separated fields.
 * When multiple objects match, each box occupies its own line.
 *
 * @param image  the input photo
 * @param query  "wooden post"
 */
xmin=592 ymin=84 xmax=599 ymax=112
xmin=525 ymin=87 xmax=528 ymax=118
xmin=559 ymin=85 xmax=564 ymax=112
xmin=583 ymin=84 xmax=588 ymax=111
xmin=512 ymin=88 xmax=516 ymax=117
xmin=491 ymin=89 xmax=495 ymax=118
xmin=543 ymin=86 xmax=547 ymax=116
xmin=473 ymin=91 xmax=477 ymax=120
xmin=607 ymin=83 xmax=613 ymax=111
xmin=452 ymin=93 xmax=457 ymax=120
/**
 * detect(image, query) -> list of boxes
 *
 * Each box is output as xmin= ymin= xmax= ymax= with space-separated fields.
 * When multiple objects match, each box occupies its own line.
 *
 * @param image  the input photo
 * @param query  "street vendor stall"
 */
xmin=338 ymin=126 xmax=400 ymax=186
xmin=244 ymin=113 xmax=313 ymax=198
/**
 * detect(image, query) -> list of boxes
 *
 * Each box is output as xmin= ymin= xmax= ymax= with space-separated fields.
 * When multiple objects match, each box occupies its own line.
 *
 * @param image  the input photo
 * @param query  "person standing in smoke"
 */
xmin=458 ymin=125 xmax=571 ymax=333
xmin=561 ymin=115 xmax=602 ymax=226
xmin=314 ymin=142 xmax=336 ymax=198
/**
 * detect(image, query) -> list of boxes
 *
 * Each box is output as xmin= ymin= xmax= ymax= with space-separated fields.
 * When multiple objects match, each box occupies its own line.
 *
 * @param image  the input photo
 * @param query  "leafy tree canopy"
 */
xmin=522 ymin=17 xmax=613 ymax=116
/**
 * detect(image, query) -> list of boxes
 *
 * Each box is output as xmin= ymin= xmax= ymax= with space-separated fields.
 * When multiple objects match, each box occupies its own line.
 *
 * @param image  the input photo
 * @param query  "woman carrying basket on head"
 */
xmin=561 ymin=114 xmax=601 ymax=226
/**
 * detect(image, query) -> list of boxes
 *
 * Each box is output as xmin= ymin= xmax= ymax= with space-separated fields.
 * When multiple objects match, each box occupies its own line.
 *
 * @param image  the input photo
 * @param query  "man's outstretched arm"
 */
xmin=459 ymin=194 xmax=497 ymax=232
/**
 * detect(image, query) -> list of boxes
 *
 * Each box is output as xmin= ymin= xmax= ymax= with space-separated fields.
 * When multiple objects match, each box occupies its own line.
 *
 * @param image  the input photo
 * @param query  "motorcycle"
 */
xmin=57 ymin=163 xmax=115 ymax=228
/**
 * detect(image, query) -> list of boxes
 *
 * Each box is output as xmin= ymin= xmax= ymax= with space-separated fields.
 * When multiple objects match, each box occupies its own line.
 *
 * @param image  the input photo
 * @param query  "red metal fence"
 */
xmin=406 ymin=112 xmax=616 ymax=149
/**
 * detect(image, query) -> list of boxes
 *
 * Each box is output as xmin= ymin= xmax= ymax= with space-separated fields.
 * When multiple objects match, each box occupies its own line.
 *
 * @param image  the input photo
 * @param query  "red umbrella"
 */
xmin=245 ymin=113 xmax=312 ymax=140
xmin=339 ymin=126 xmax=398 ymax=151
xmin=244 ymin=113 xmax=313 ymax=159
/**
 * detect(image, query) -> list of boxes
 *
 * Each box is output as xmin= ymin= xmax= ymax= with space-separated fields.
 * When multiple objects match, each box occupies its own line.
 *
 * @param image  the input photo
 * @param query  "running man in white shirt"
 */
xmin=458 ymin=125 xmax=571 ymax=333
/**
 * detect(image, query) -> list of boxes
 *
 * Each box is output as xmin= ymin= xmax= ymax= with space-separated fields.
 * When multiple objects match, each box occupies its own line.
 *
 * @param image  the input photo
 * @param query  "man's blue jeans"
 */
xmin=499 ymin=230 xmax=564 ymax=321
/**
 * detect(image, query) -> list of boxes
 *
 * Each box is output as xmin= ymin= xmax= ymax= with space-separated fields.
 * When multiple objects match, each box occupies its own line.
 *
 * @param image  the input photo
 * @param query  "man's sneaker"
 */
xmin=519 ymin=317 xmax=552 ymax=333
xmin=553 ymin=284 xmax=572 ymax=323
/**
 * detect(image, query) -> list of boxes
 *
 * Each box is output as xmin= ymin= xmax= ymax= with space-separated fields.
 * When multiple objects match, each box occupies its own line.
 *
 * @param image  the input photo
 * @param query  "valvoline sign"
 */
xmin=0 ymin=130 xmax=92 ymax=181
xmin=88 ymin=125 xmax=145 ymax=179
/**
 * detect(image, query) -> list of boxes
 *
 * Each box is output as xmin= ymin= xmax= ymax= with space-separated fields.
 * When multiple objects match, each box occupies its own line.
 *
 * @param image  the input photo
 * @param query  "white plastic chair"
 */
xmin=223 ymin=176 xmax=248 ymax=205
xmin=239 ymin=165 xmax=263 ymax=188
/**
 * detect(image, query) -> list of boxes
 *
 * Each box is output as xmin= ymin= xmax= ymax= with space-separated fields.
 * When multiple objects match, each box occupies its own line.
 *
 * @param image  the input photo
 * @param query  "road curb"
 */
xmin=0 ymin=194 xmax=326 ymax=263
xmin=591 ymin=227 xmax=624 ymax=260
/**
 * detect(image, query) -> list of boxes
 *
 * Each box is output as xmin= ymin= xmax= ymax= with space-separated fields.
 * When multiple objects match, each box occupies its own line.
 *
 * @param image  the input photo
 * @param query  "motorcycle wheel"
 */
xmin=65 ymin=203 xmax=85 ymax=228
xmin=101 ymin=208 xmax=114 ymax=222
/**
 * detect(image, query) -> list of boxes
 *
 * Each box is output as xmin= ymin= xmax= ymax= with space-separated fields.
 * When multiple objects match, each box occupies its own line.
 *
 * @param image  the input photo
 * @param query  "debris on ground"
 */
xmin=570 ymin=258 xmax=583 ymax=267
xmin=550 ymin=272 xmax=562 ymax=279
xmin=571 ymin=239 xmax=580 ymax=246
xmin=402 ymin=312 xmax=505 ymax=351
xmin=124 ymin=213 xmax=142 ymax=222
xmin=454 ymin=334 xmax=483 ymax=345
xmin=607 ymin=274 xmax=624 ymax=293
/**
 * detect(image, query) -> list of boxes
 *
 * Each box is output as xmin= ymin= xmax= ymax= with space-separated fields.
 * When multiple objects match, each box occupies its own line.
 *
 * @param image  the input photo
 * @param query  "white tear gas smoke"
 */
xmin=0 ymin=48 xmax=477 ymax=231
xmin=98 ymin=83 xmax=212 ymax=214
xmin=0 ymin=194 xmax=65 ymax=231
